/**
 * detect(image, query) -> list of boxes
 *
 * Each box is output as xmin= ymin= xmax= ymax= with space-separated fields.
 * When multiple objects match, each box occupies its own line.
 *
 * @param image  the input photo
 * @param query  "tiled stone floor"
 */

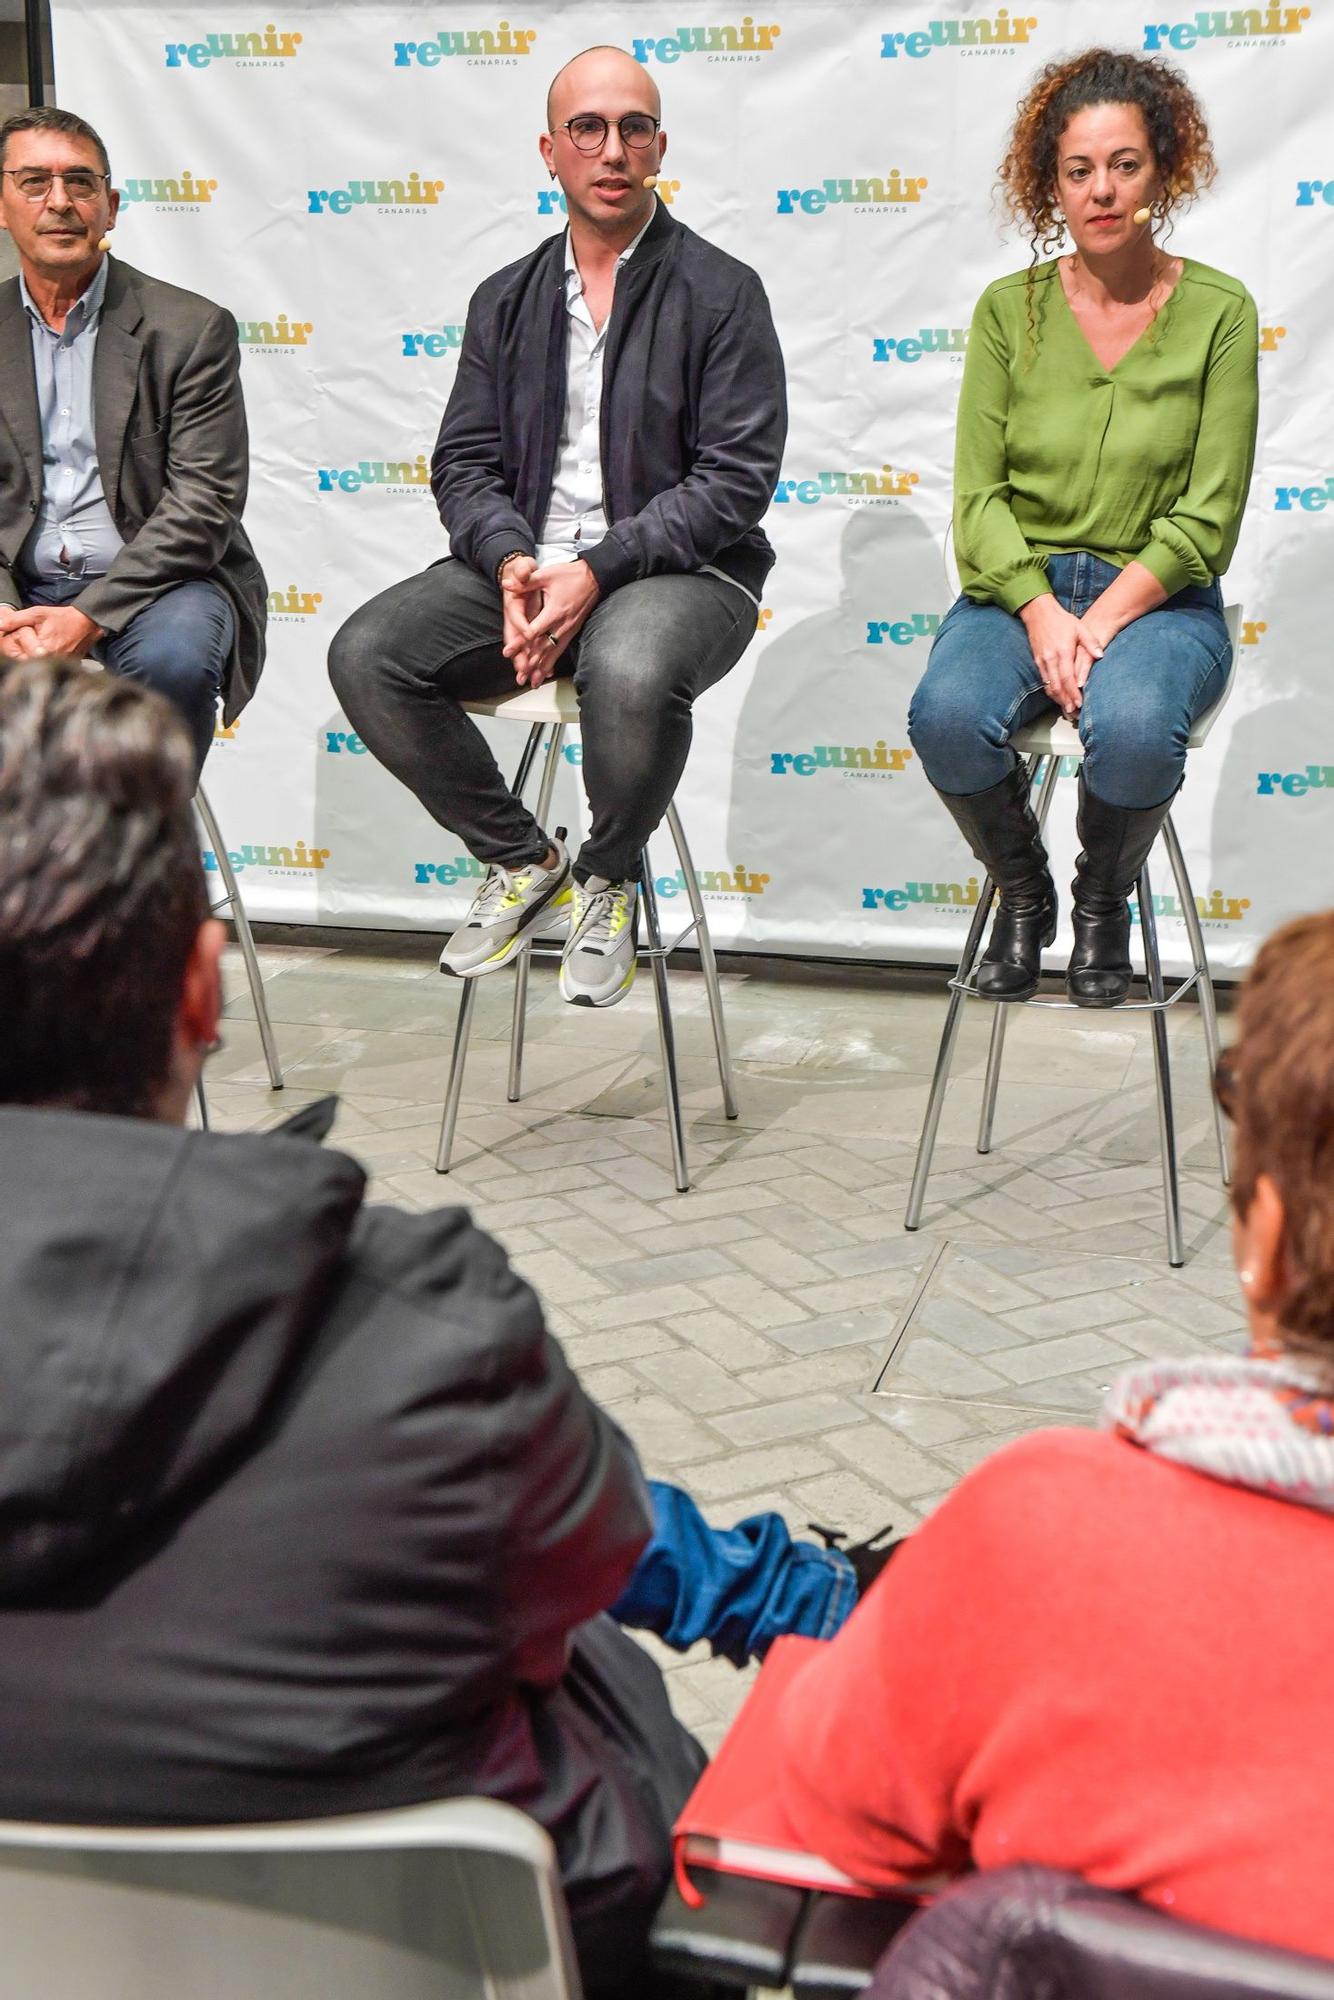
xmin=212 ymin=927 xmax=1243 ymax=1750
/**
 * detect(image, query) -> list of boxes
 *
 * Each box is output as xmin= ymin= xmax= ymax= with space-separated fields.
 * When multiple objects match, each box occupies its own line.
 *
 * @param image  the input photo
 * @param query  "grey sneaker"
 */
xmin=439 ymin=835 xmax=572 ymax=978
xmin=559 ymin=876 xmax=639 ymax=1008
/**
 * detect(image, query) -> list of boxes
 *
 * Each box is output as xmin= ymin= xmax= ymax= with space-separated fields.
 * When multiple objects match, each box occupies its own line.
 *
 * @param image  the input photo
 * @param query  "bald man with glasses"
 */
xmin=0 ymin=106 xmax=265 ymax=776
xmin=331 ymin=44 xmax=786 ymax=1010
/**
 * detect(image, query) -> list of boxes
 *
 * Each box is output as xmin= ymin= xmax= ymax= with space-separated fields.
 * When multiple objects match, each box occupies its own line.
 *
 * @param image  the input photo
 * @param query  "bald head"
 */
xmin=547 ymin=44 xmax=661 ymax=128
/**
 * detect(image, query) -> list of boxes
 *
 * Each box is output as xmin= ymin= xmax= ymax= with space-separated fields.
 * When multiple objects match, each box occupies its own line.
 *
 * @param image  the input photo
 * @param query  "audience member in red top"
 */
xmin=775 ymin=909 xmax=1334 ymax=1961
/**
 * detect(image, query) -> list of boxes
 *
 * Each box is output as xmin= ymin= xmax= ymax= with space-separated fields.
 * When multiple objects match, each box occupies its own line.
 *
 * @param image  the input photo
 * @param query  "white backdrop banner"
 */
xmin=47 ymin=0 xmax=1334 ymax=970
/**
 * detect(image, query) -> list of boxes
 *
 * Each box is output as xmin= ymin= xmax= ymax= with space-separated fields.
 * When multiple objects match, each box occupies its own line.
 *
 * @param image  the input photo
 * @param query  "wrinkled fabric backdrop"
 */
xmin=51 ymin=0 xmax=1332 ymax=970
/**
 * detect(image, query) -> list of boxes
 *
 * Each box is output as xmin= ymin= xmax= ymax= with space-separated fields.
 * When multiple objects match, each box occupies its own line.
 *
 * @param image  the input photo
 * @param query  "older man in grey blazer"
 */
xmin=0 ymin=106 xmax=265 ymax=774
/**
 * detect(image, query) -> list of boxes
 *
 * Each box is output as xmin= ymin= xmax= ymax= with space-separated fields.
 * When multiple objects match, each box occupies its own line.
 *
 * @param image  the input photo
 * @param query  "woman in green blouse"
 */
xmin=908 ymin=49 xmax=1257 ymax=1005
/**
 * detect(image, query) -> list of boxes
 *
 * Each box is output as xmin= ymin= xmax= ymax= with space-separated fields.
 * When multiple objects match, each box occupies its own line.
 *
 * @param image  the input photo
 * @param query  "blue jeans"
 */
xmin=907 ymin=552 xmax=1231 ymax=809
xmin=611 ymin=1480 xmax=856 ymax=1668
xmin=24 ymin=575 xmax=233 ymax=781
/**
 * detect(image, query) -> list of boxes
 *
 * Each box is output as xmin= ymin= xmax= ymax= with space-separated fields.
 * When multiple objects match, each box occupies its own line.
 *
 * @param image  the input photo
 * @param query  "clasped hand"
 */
xmin=1019 ymin=596 xmax=1107 ymax=719
xmin=499 ymin=557 xmax=599 ymax=689
xmin=0 ymin=603 xmax=102 ymax=662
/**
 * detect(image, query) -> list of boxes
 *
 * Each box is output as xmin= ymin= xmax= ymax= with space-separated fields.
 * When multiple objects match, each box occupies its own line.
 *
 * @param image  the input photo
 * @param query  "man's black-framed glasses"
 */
xmin=1 ymin=167 xmax=111 ymax=203
xmin=555 ymin=113 xmax=660 ymax=153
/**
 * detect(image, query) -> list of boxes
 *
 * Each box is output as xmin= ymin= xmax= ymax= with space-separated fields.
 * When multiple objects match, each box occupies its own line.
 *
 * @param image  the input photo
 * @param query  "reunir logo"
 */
xmin=201 ymin=839 xmax=331 ymax=876
xmin=773 ymin=464 xmax=920 ymax=503
xmin=777 ymin=172 xmax=926 ymax=214
xmin=270 ymin=585 xmax=323 ymax=619
xmin=392 ymin=21 xmax=538 ymax=63
xmin=873 ymin=328 xmax=967 ymax=362
xmin=633 ymin=18 xmax=781 ymax=61
xmin=236 ymin=313 xmax=312 ymax=348
xmin=881 ymin=11 xmax=1037 ymax=55
xmin=119 ymin=172 xmax=217 ymax=206
xmin=165 ymin=25 xmax=302 ymax=65
xmin=1143 ymin=5 xmax=1309 ymax=48
xmin=1274 ymin=475 xmax=1334 ymax=510
xmin=315 ymin=456 xmax=431 ymax=493
xmin=307 ymin=175 xmax=444 ymax=215
xmin=401 ymin=323 xmax=464 ymax=357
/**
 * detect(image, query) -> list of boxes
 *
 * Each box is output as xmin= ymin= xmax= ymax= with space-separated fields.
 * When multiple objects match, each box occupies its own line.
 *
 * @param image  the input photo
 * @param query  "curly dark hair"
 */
xmin=0 ymin=659 xmax=207 ymax=1116
xmin=999 ymin=47 xmax=1217 ymax=261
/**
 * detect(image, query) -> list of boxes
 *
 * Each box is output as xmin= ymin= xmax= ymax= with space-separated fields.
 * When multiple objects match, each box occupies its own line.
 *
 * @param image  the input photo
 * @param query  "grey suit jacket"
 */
xmin=0 ymin=256 xmax=266 ymax=722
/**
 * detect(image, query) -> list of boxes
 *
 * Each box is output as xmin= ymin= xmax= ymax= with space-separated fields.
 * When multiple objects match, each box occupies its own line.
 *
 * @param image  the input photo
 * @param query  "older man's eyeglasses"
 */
xmin=556 ymin=114 xmax=660 ymax=153
xmin=1 ymin=168 xmax=110 ymax=202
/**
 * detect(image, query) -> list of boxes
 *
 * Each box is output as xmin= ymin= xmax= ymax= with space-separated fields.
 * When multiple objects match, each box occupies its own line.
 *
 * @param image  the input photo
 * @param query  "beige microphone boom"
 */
xmin=1132 ymin=207 xmax=1151 ymax=225
xmin=642 ymin=174 xmax=660 ymax=189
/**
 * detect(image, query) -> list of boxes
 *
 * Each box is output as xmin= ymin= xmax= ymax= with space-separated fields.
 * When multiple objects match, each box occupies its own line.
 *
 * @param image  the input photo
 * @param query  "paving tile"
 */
xmin=868 ymin=1397 xmax=986 ymax=1447
xmin=507 ymin=1247 xmax=612 ymax=1306
xmin=724 ymin=1237 xmax=831 ymax=1289
xmin=632 ymin=1349 xmax=760 ymax=1416
xmin=667 ymin=1310 xmax=785 ymax=1372
xmin=604 ymin=1246 xmax=738 ymax=1291
xmin=613 ymin=1393 xmax=723 ymax=1467
xmin=788 ymin=1269 xmax=917 ymax=1316
xmin=916 ymin=1296 xmax=1026 ymax=1356
xmin=570 ymin=1283 xmax=710 ymax=1330
xmin=879 ymin=1337 xmax=1011 ymax=1398
xmin=711 ymin=1393 xmax=867 ymax=1448
xmin=824 ymin=1424 xmax=950 ymax=1500
xmin=696 ymin=1272 xmax=812 ymax=1330
xmin=791 ymin=1469 xmax=920 ymax=1540
xmin=686 ymin=1442 xmax=838 ymax=1501
xmin=999 ymin=1288 xmax=1140 ymax=1340
xmin=737 ymin=1347 xmax=881 ymax=1402
xmin=764 ymin=1308 xmax=902 ymax=1358
xmin=560 ymin=1325 xmax=679 ymax=1369
xmin=988 ymin=1329 xmax=1134 ymax=1385
xmin=814 ymin=1236 xmax=930 ymax=1279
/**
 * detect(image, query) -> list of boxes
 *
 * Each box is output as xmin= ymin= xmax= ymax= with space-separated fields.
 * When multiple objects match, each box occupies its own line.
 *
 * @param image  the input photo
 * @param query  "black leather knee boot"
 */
xmin=1067 ymin=775 xmax=1176 ymax=1008
xmin=935 ymin=766 xmax=1057 ymax=1001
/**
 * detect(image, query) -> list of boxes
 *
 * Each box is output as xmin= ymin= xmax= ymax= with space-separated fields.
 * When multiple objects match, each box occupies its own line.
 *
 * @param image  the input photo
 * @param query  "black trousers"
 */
xmin=328 ymin=558 xmax=756 ymax=884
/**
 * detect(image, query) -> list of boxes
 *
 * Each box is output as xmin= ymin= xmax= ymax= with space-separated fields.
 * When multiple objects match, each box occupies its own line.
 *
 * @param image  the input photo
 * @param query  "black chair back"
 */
xmin=869 ymin=1867 xmax=1334 ymax=2000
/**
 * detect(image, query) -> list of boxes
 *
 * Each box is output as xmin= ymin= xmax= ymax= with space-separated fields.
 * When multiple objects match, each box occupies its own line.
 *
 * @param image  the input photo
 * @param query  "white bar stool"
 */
xmin=193 ymin=784 xmax=284 ymax=1125
xmin=435 ymin=679 xmax=738 ymax=1192
xmin=904 ymin=606 xmax=1240 ymax=1267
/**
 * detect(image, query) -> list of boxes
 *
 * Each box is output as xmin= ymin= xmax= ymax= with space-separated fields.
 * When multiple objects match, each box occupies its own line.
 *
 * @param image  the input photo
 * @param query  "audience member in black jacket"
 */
xmin=0 ymin=659 xmax=720 ymax=2000
xmin=329 ymin=44 xmax=787 ymax=1011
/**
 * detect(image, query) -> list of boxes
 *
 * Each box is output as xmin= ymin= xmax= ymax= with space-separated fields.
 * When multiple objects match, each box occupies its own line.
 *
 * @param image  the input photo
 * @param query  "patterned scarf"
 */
xmin=1103 ymin=1348 xmax=1334 ymax=1514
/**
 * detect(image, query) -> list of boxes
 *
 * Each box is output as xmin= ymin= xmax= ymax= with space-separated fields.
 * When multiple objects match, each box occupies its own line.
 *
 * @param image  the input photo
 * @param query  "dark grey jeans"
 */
xmin=328 ymin=558 xmax=756 ymax=883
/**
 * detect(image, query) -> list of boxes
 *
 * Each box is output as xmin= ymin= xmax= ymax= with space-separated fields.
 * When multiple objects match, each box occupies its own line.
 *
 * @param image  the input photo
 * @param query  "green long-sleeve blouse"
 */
xmin=953 ymin=258 xmax=1259 ymax=613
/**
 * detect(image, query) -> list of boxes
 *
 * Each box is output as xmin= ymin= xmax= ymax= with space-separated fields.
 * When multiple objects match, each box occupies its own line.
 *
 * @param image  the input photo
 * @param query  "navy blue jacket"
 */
xmin=432 ymin=199 xmax=786 ymax=601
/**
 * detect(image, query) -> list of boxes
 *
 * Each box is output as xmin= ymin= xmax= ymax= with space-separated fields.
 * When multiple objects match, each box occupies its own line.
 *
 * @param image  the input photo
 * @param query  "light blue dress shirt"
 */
xmin=17 ymin=257 xmax=125 ymax=583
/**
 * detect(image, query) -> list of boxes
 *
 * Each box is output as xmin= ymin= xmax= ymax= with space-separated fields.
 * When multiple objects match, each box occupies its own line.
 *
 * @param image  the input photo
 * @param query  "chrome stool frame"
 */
xmin=904 ymin=606 xmax=1240 ymax=1268
xmin=193 ymin=784 xmax=284 ymax=1126
xmin=435 ymin=681 xmax=738 ymax=1193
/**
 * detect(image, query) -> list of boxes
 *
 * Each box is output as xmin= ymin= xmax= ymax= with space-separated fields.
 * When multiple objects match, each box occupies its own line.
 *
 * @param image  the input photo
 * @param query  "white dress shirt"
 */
xmin=535 ymin=215 xmax=654 ymax=568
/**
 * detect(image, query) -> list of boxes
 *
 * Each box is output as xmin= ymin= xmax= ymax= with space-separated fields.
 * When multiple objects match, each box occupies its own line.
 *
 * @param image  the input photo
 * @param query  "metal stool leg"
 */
xmin=194 ymin=1077 xmax=209 ymax=1129
xmin=640 ymin=848 xmax=690 ymax=1192
xmin=436 ymin=722 xmax=547 ymax=1169
xmin=436 ymin=979 xmax=480 ymax=1173
xmin=666 ymin=801 xmax=738 ymax=1121
xmin=196 ymin=785 xmax=283 ymax=1090
xmin=1138 ymin=860 xmax=1184 ymax=1266
xmin=507 ymin=724 xmax=566 ymax=1104
xmin=977 ymin=1007 xmax=1010 ymax=1154
xmin=1162 ymin=814 xmax=1230 ymax=1188
xmin=904 ymin=874 xmax=997 ymax=1231
xmin=975 ymin=753 xmax=1060 ymax=1155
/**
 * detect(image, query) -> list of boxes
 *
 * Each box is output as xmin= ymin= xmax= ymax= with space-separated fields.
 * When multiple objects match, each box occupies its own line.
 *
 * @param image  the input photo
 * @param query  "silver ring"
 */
xmin=546 ymin=634 xmax=558 ymax=647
